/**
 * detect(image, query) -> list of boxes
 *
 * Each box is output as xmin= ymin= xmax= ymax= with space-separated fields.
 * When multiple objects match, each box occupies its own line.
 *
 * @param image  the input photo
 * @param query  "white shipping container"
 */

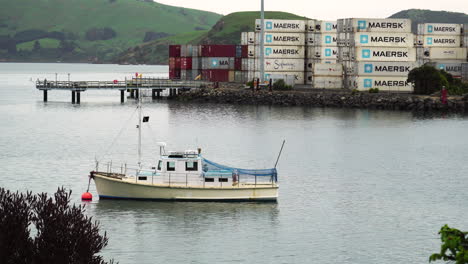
xmin=307 ymin=20 xmax=317 ymax=32
xmin=418 ymin=35 xmax=462 ymax=47
xmin=305 ymin=76 xmax=343 ymax=88
xmin=248 ymin=32 xmax=256 ymax=44
xmin=316 ymin=21 xmax=338 ymax=33
xmin=431 ymin=61 xmax=464 ymax=76
xmin=254 ymin=71 xmax=304 ymax=85
xmin=354 ymin=47 xmax=416 ymax=62
xmin=349 ymin=62 xmax=418 ymax=76
xmin=464 ymin=36 xmax=468 ymax=47
xmin=345 ymin=18 xmax=412 ymax=33
xmin=255 ymin=46 xmax=305 ymax=59
xmin=255 ymin=19 xmax=306 ymax=33
xmin=306 ymin=33 xmax=338 ymax=46
xmin=307 ymin=46 xmax=339 ymax=59
xmin=305 ymin=62 xmax=343 ymax=76
xmin=351 ymin=32 xmax=414 ymax=47
xmin=248 ymin=45 xmax=255 ymax=58
xmin=255 ymin=32 xmax=305 ymax=46
xmin=418 ymin=23 xmax=462 ymax=35
xmin=255 ymin=58 xmax=304 ymax=72
xmin=351 ymin=76 xmax=413 ymax=92
xmin=307 ymin=59 xmax=338 ymax=64
xmin=418 ymin=47 xmax=467 ymax=60
xmin=241 ymin=32 xmax=248 ymax=45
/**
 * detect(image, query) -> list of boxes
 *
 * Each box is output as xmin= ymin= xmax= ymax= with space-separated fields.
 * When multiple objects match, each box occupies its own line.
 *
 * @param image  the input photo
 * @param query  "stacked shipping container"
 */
xmin=338 ymin=18 xmax=416 ymax=92
xmin=169 ymin=44 xmax=248 ymax=82
xmin=305 ymin=20 xmax=343 ymax=88
xmin=416 ymin=23 xmax=467 ymax=78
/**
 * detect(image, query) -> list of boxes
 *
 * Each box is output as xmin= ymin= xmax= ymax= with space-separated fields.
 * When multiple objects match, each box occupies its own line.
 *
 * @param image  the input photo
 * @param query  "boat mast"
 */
xmin=137 ymin=79 xmax=142 ymax=166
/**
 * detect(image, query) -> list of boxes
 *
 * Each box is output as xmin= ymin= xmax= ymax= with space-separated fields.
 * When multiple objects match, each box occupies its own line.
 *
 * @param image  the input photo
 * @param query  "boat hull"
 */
xmin=93 ymin=174 xmax=278 ymax=201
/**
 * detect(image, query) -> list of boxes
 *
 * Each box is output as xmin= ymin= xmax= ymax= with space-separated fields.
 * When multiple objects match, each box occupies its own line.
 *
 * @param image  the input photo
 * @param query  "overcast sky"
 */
xmin=156 ymin=0 xmax=468 ymax=20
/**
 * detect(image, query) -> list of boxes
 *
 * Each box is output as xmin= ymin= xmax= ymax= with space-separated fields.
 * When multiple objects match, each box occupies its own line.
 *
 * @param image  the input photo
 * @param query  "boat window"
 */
xmin=185 ymin=161 xmax=198 ymax=171
xmin=138 ymin=176 xmax=147 ymax=181
xmin=219 ymin=178 xmax=228 ymax=182
xmin=204 ymin=178 xmax=214 ymax=182
xmin=167 ymin=161 xmax=176 ymax=171
xmin=157 ymin=160 xmax=162 ymax=170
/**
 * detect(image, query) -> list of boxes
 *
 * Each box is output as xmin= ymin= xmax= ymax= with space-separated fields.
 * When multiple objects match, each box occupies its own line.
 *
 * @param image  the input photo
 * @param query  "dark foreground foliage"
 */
xmin=430 ymin=225 xmax=468 ymax=264
xmin=0 ymin=187 xmax=114 ymax=264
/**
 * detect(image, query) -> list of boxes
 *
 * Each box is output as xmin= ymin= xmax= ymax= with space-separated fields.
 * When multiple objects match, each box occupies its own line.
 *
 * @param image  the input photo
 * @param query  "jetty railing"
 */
xmin=99 ymin=162 xmax=276 ymax=188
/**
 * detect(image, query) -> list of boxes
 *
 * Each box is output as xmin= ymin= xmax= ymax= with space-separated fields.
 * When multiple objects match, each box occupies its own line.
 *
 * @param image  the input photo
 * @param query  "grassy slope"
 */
xmin=0 ymin=0 xmax=221 ymax=61
xmin=115 ymin=11 xmax=308 ymax=64
xmin=389 ymin=9 xmax=468 ymax=32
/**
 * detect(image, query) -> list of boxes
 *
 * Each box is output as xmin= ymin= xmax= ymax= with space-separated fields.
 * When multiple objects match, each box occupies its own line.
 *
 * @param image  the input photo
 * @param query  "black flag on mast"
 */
xmin=142 ymin=116 xmax=150 ymax=122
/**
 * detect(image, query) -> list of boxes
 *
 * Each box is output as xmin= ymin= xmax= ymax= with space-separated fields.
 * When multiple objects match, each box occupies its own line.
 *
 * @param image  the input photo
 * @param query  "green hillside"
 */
xmin=115 ymin=11 xmax=308 ymax=64
xmin=389 ymin=9 xmax=468 ymax=33
xmin=0 ymin=0 xmax=221 ymax=62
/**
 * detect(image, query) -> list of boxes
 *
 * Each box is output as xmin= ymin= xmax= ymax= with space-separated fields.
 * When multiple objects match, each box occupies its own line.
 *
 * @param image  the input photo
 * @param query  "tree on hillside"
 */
xmin=430 ymin=225 xmax=468 ymax=264
xmin=0 ymin=187 xmax=115 ymax=264
xmin=407 ymin=65 xmax=448 ymax=95
xmin=33 ymin=40 xmax=41 ymax=52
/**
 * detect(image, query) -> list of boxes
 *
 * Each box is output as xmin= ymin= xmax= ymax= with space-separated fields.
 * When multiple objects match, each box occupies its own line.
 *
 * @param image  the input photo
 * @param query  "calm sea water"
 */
xmin=1 ymin=63 xmax=468 ymax=263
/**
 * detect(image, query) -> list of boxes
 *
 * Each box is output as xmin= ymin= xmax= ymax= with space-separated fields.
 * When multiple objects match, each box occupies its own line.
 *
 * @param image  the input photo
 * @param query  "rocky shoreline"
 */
xmin=176 ymin=88 xmax=468 ymax=112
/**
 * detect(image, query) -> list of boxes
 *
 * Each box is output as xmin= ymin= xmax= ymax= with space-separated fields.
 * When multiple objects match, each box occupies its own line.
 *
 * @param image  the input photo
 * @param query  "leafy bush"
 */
xmin=0 ymin=187 xmax=114 ymax=264
xmin=430 ymin=225 xmax=468 ymax=264
xmin=408 ymin=65 xmax=449 ymax=95
xmin=368 ymin=88 xmax=379 ymax=93
xmin=273 ymin=79 xmax=292 ymax=91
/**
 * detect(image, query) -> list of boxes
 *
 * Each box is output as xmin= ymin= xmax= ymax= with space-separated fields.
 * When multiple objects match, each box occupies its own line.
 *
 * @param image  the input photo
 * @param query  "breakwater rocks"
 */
xmin=177 ymin=89 xmax=468 ymax=112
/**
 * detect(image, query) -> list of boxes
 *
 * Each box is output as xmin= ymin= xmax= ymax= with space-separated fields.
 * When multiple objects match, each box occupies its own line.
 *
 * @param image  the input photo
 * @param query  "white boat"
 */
xmin=90 ymin=91 xmax=280 ymax=201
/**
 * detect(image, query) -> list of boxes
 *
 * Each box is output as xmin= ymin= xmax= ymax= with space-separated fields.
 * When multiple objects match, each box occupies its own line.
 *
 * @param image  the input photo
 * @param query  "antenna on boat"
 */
xmin=274 ymin=140 xmax=286 ymax=169
xmin=137 ymin=77 xmax=142 ymax=167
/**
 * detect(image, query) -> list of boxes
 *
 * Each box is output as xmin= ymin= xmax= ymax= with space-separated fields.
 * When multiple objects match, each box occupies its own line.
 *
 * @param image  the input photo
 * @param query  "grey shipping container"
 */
xmin=201 ymin=57 xmax=235 ymax=70
xmin=462 ymin=63 xmax=468 ymax=81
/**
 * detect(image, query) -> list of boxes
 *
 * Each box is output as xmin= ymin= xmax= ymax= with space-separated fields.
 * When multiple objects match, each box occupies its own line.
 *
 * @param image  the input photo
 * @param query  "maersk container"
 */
xmin=255 ymin=32 xmax=306 ymax=46
xmin=343 ymin=18 xmax=411 ymax=33
xmin=201 ymin=45 xmax=236 ymax=57
xmin=201 ymin=57 xmax=235 ymax=70
xmin=350 ymin=32 xmax=414 ymax=47
xmin=255 ymin=46 xmax=305 ymax=59
xmin=306 ymin=33 xmax=338 ymax=46
xmin=255 ymin=19 xmax=306 ymax=33
xmin=350 ymin=76 xmax=413 ymax=92
xmin=348 ymin=62 xmax=418 ymax=76
xmin=241 ymin=32 xmax=248 ymax=45
xmin=248 ymin=45 xmax=255 ymax=58
xmin=248 ymin=32 xmax=256 ymax=44
xmin=254 ymin=71 xmax=305 ymax=85
xmin=305 ymin=76 xmax=343 ymax=88
xmin=307 ymin=46 xmax=339 ymax=59
xmin=417 ymin=23 xmax=462 ymax=35
xmin=255 ymin=58 xmax=305 ymax=72
xmin=180 ymin=57 xmax=192 ymax=70
xmin=429 ymin=61 xmax=464 ymax=77
xmin=307 ymin=20 xmax=317 ymax=32
xmin=316 ymin=21 xmax=338 ymax=33
xmin=354 ymin=47 xmax=416 ymax=62
xmin=305 ymin=63 xmax=343 ymax=76
xmin=169 ymin=45 xmax=181 ymax=57
xmin=416 ymin=35 xmax=462 ymax=47
xmin=417 ymin=47 xmax=467 ymax=60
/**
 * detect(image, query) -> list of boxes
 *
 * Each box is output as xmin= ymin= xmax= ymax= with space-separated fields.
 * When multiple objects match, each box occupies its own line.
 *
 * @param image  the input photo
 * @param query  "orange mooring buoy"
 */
xmin=81 ymin=192 xmax=93 ymax=201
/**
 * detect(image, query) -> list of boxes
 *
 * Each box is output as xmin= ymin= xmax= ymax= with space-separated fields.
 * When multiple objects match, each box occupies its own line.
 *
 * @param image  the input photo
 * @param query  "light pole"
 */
xmin=260 ymin=0 xmax=265 ymax=83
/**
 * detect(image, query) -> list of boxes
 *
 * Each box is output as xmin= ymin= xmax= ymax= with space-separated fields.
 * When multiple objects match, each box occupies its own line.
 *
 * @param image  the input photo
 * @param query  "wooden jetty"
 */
xmin=35 ymin=78 xmax=212 ymax=104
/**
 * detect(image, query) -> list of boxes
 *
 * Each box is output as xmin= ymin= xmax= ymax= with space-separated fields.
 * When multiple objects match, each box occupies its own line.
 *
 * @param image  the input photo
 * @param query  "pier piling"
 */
xmin=135 ymin=89 xmax=139 ymax=99
xmin=71 ymin=91 xmax=76 ymax=104
xmin=120 ymin=90 xmax=125 ymax=103
xmin=151 ymin=89 xmax=156 ymax=99
xmin=76 ymin=92 xmax=81 ymax=104
xmin=43 ymin=90 xmax=48 ymax=102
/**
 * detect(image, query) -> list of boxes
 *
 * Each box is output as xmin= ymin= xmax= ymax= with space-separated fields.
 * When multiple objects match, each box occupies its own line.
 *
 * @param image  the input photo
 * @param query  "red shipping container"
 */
xmin=234 ymin=58 xmax=242 ymax=71
xmin=201 ymin=45 xmax=236 ymax=57
xmin=241 ymin=45 xmax=248 ymax=58
xmin=169 ymin=57 xmax=176 ymax=70
xmin=175 ymin=57 xmax=181 ymax=69
xmin=169 ymin=45 xmax=181 ymax=57
xmin=202 ymin=69 xmax=229 ymax=82
xmin=169 ymin=69 xmax=181 ymax=80
xmin=181 ymin=57 xmax=192 ymax=70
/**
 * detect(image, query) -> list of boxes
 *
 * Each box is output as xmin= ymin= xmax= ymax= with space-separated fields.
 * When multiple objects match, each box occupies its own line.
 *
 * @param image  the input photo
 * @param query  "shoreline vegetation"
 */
xmin=176 ymin=87 xmax=468 ymax=113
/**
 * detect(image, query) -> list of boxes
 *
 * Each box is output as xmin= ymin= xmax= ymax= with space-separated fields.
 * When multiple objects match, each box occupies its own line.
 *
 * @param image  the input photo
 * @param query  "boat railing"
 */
xmin=98 ymin=162 xmax=277 ymax=188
